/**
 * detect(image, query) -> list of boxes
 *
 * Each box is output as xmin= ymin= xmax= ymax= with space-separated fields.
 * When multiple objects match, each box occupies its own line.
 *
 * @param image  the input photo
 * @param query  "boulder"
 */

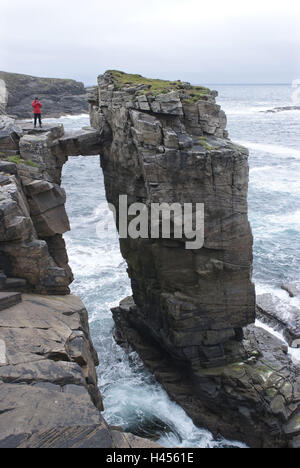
xmin=256 ymin=293 xmax=300 ymax=348
xmin=23 ymin=179 xmax=70 ymax=237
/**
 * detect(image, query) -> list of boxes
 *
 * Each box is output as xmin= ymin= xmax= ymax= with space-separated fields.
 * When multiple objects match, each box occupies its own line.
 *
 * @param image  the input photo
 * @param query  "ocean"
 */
xmin=45 ymin=84 xmax=300 ymax=447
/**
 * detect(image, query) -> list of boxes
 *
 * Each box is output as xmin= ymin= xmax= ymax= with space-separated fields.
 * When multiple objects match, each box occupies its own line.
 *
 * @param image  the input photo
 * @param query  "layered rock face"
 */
xmin=1 ymin=71 xmax=299 ymax=448
xmin=0 ymin=79 xmax=8 ymax=115
xmin=0 ymin=71 xmax=89 ymax=118
xmin=0 ymin=293 xmax=160 ymax=448
xmin=88 ymin=71 xmax=300 ymax=447
xmin=0 ymin=116 xmax=101 ymax=294
xmin=89 ymin=70 xmax=255 ymax=368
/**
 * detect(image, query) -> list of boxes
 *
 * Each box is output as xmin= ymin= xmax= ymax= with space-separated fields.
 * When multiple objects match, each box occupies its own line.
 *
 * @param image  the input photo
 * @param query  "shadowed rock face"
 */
xmin=88 ymin=71 xmax=256 ymax=368
xmin=0 ymin=118 xmax=102 ymax=294
xmin=88 ymin=71 xmax=300 ymax=448
xmin=1 ymin=72 xmax=299 ymax=448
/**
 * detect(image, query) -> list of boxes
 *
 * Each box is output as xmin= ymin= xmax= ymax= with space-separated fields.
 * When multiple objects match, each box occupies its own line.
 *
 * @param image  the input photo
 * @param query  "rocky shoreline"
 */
xmin=0 ymin=70 xmax=299 ymax=448
xmin=0 ymin=114 xmax=160 ymax=448
xmin=113 ymin=297 xmax=300 ymax=448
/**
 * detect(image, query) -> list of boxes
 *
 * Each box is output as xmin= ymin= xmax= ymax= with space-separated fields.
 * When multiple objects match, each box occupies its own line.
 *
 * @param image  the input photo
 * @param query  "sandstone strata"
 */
xmin=257 ymin=293 xmax=300 ymax=348
xmin=89 ymin=70 xmax=255 ymax=368
xmin=1 ymin=70 xmax=299 ymax=448
xmin=0 ymin=71 xmax=89 ymax=118
xmin=0 ymin=113 xmax=161 ymax=448
xmin=281 ymin=282 xmax=300 ymax=298
xmin=87 ymin=71 xmax=299 ymax=447
xmin=0 ymin=117 xmax=102 ymax=294
xmin=0 ymin=294 xmax=160 ymax=448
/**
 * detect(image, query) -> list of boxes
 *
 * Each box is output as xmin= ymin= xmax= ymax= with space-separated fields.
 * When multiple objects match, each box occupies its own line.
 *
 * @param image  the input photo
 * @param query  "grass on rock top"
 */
xmin=108 ymin=70 xmax=210 ymax=100
xmin=0 ymin=154 xmax=39 ymax=167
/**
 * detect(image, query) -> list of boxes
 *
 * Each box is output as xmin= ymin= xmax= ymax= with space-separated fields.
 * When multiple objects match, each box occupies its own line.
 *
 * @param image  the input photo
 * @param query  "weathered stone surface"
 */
xmin=0 ymin=291 xmax=21 ymax=310
xmin=264 ymin=106 xmax=300 ymax=113
xmin=0 ymin=360 xmax=85 ymax=385
xmin=113 ymin=297 xmax=300 ymax=448
xmin=0 ymin=70 xmax=89 ymax=118
xmin=110 ymin=430 xmax=161 ymax=449
xmin=0 ymin=293 xmax=103 ymax=444
xmin=0 ymin=382 xmax=107 ymax=445
xmin=256 ymin=294 xmax=300 ymax=348
xmin=23 ymin=179 xmax=70 ymax=237
xmin=59 ymin=127 xmax=103 ymax=154
xmin=0 ymin=293 xmax=163 ymax=448
xmin=0 ymin=172 xmax=72 ymax=294
xmin=19 ymin=124 xmax=102 ymax=184
xmin=1 ymin=69 xmax=298 ymax=449
xmin=0 ymin=119 xmax=102 ymax=294
xmin=90 ymin=70 xmax=255 ymax=368
xmin=0 ymin=115 xmax=22 ymax=150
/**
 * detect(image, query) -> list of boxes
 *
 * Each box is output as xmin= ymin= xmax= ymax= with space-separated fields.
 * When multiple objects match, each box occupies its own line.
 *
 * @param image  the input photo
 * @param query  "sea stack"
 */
xmin=88 ymin=71 xmax=299 ymax=448
xmin=0 ymin=71 xmax=299 ymax=448
xmin=89 ymin=70 xmax=256 ymax=367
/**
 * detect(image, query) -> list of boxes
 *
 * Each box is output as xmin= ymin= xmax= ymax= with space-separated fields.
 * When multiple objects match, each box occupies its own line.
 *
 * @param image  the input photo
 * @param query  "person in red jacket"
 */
xmin=32 ymin=97 xmax=43 ymax=128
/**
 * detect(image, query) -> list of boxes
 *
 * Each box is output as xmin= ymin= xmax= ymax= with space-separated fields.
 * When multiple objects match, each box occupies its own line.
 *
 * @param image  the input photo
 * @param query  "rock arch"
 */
xmin=0 ymin=71 xmax=299 ymax=448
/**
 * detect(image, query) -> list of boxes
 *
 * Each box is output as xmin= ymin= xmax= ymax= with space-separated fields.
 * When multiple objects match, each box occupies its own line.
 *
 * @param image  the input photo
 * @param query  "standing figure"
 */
xmin=32 ymin=97 xmax=43 ymax=128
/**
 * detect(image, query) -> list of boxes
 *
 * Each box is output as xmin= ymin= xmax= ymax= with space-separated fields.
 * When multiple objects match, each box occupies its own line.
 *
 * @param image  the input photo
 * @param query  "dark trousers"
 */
xmin=34 ymin=113 xmax=42 ymax=127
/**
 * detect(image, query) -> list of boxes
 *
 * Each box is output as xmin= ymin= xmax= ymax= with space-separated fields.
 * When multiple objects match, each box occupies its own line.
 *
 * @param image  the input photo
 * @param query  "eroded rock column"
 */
xmin=89 ymin=71 xmax=255 ymax=368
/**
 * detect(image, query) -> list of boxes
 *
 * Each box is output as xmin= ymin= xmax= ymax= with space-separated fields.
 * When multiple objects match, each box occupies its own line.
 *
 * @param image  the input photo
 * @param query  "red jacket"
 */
xmin=32 ymin=100 xmax=42 ymax=114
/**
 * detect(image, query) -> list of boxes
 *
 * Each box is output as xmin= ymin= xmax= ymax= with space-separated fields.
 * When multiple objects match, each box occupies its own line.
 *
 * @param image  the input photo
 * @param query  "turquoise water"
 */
xmin=52 ymin=84 xmax=299 ymax=447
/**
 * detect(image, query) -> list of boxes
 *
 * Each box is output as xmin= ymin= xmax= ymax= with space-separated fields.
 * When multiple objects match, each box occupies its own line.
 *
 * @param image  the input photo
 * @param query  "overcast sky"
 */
xmin=1 ymin=0 xmax=300 ymax=85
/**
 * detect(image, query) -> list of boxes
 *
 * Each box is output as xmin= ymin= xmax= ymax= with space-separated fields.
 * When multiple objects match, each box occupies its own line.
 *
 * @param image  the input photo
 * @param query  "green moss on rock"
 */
xmin=198 ymin=137 xmax=217 ymax=151
xmin=0 ymin=154 xmax=39 ymax=168
xmin=108 ymin=70 xmax=210 ymax=99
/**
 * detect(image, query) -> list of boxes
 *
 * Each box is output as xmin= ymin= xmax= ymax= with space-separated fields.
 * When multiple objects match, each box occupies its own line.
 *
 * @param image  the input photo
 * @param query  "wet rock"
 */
xmin=113 ymin=297 xmax=300 ymax=448
xmin=0 ymin=118 xmax=103 ymax=294
xmin=256 ymin=293 xmax=300 ymax=348
xmin=281 ymin=282 xmax=300 ymax=298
